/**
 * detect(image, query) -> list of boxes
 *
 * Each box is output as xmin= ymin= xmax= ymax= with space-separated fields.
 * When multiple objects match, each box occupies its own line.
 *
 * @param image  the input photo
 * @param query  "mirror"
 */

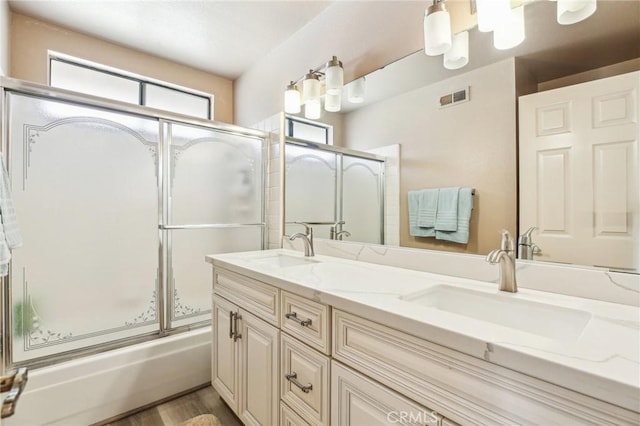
xmin=283 ymin=0 xmax=640 ymax=273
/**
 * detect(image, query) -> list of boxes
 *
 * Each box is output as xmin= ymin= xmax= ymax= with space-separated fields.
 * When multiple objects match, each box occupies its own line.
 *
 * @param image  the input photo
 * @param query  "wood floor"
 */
xmin=103 ymin=385 xmax=243 ymax=426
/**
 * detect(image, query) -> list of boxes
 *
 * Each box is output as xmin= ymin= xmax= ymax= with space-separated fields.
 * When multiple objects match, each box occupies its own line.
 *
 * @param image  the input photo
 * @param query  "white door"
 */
xmin=519 ymin=71 xmax=639 ymax=270
xmin=239 ymin=309 xmax=279 ymax=426
xmin=212 ymin=296 xmax=239 ymax=411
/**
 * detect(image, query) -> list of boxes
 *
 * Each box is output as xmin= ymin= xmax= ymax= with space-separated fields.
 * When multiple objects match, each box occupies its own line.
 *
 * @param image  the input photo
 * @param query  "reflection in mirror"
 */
xmin=281 ymin=0 xmax=639 ymax=274
xmin=284 ymin=139 xmax=385 ymax=245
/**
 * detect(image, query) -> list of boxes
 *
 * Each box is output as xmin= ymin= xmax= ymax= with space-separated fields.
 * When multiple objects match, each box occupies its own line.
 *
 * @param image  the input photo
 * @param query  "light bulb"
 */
xmin=557 ymin=0 xmax=597 ymax=25
xmin=444 ymin=31 xmax=469 ymax=70
xmin=302 ymin=71 xmax=320 ymax=103
xmin=347 ymin=77 xmax=365 ymax=103
xmin=305 ymin=99 xmax=321 ymax=119
xmin=324 ymin=93 xmax=341 ymax=112
xmin=476 ymin=0 xmax=511 ymax=32
xmin=284 ymin=82 xmax=301 ymax=114
xmin=325 ymin=56 xmax=344 ymax=95
xmin=493 ymin=5 xmax=525 ymax=50
xmin=424 ymin=1 xmax=452 ymax=56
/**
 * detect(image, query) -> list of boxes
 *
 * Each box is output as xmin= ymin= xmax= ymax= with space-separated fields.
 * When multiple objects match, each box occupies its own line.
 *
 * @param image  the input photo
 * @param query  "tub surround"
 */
xmin=206 ymin=249 xmax=640 ymax=415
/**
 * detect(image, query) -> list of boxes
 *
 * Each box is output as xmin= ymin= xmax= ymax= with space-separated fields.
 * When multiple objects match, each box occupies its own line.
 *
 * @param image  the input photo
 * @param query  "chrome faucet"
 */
xmin=334 ymin=230 xmax=351 ymax=240
xmin=518 ymin=226 xmax=541 ymax=260
xmin=288 ymin=222 xmax=315 ymax=256
xmin=329 ymin=221 xmax=346 ymax=240
xmin=486 ymin=230 xmax=517 ymax=293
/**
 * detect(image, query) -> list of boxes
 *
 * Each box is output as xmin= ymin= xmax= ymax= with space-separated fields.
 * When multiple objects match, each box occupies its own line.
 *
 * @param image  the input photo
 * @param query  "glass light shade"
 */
xmin=305 ymin=99 xmax=321 ymax=119
xmin=443 ymin=31 xmax=469 ymax=70
xmin=557 ymin=0 xmax=597 ymax=25
xmin=476 ymin=0 xmax=511 ymax=32
xmin=302 ymin=72 xmax=320 ymax=103
xmin=493 ymin=5 xmax=525 ymax=50
xmin=284 ymin=84 xmax=301 ymax=114
xmin=325 ymin=56 xmax=344 ymax=95
xmin=324 ymin=93 xmax=341 ymax=112
xmin=423 ymin=5 xmax=452 ymax=56
xmin=347 ymin=77 xmax=366 ymax=103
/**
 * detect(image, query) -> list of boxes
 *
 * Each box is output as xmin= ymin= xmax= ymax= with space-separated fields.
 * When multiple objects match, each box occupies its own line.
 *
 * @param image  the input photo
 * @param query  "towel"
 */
xmin=408 ymin=190 xmax=435 ymax=237
xmin=0 ymin=154 xmax=22 ymax=277
xmin=416 ymin=188 xmax=439 ymax=228
xmin=436 ymin=187 xmax=473 ymax=244
xmin=434 ymin=187 xmax=460 ymax=231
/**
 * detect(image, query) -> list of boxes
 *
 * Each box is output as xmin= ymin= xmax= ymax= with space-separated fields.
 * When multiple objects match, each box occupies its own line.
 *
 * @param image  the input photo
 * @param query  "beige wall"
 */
xmin=342 ymin=59 xmax=518 ymax=255
xmin=9 ymin=12 xmax=234 ymax=123
xmin=0 ymin=0 xmax=9 ymax=76
xmin=235 ymin=1 xmax=476 ymax=127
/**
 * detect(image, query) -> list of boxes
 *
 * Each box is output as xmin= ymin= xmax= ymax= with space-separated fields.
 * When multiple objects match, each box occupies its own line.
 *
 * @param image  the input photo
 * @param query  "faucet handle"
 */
xmin=499 ymin=229 xmax=515 ymax=252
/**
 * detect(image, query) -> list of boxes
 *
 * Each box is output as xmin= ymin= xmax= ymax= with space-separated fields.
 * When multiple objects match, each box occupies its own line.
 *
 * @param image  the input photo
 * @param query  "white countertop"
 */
xmin=206 ymin=249 xmax=640 ymax=413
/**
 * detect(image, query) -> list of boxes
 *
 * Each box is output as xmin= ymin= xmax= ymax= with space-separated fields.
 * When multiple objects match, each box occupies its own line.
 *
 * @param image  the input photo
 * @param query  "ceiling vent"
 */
xmin=439 ymin=86 xmax=470 ymax=108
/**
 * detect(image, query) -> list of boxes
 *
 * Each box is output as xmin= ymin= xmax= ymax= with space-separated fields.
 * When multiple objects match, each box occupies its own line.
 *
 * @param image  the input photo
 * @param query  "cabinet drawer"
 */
xmin=281 ymin=291 xmax=330 ymax=354
xmin=331 ymin=360 xmax=442 ymax=426
xmin=214 ymin=268 xmax=280 ymax=326
xmin=281 ymin=333 xmax=330 ymax=426
xmin=280 ymin=402 xmax=312 ymax=426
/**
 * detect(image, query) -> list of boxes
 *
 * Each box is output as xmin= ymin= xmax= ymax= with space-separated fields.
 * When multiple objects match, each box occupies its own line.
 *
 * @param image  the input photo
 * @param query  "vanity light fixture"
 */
xmin=557 ymin=0 xmax=597 ymax=25
xmin=424 ymin=0 xmax=452 ymax=56
xmin=443 ymin=31 xmax=469 ymax=70
xmin=283 ymin=56 xmax=349 ymax=118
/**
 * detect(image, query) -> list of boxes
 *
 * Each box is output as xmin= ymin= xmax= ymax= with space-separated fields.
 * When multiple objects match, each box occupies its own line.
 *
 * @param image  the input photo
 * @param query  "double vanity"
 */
xmin=206 ymin=249 xmax=640 ymax=425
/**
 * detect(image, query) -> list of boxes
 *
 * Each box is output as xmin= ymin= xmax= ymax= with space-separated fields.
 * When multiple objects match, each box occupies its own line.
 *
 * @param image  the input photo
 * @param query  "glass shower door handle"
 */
xmin=1 ymin=367 xmax=28 ymax=419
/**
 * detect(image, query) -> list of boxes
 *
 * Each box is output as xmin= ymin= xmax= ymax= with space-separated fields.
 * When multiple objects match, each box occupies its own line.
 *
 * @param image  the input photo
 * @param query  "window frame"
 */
xmin=285 ymin=116 xmax=333 ymax=145
xmin=48 ymin=51 xmax=214 ymax=120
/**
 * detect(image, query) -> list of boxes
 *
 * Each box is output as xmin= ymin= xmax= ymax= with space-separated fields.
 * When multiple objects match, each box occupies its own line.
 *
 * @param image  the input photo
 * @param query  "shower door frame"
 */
xmin=0 ymin=77 xmax=268 ymax=369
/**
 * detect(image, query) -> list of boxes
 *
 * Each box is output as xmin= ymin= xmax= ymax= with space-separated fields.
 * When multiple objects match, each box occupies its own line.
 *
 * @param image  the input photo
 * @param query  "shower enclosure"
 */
xmin=284 ymin=137 xmax=385 ymax=244
xmin=0 ymin=78 xmax=267 ymax=369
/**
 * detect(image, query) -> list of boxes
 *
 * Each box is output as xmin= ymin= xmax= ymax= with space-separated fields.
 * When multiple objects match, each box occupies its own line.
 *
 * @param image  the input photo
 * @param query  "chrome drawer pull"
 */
xmin=285 ymin=312 xmax=312 ymax=327
xmin=285 ymin=372 xmax=313 ymax=393
xmin=233 ymin=312 xmax=242 ymax=342
xmin=1 ymin=368 xmax=28 ymax=419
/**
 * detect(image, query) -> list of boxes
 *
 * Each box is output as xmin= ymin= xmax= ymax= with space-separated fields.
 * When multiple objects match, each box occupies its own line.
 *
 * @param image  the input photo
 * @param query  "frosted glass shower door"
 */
xmin=342 ymin=155 xmax=384 ymax=244
xmin=7 ymin=93 xmax=160 ymax=363
xmin=165 ymin=122 xmax=264 ymax=328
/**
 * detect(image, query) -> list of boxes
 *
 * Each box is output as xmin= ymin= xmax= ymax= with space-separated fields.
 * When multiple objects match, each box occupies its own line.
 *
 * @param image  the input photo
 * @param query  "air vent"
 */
xmin=439 ymin=86 xmax=470 ymax=108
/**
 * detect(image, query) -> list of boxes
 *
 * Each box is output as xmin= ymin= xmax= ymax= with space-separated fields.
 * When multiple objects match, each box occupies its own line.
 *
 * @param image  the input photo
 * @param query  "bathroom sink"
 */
xmin=247 ymin=253 xmax=319 ymax=268
xmin=401 ymin=285 xmax=592 ymax=340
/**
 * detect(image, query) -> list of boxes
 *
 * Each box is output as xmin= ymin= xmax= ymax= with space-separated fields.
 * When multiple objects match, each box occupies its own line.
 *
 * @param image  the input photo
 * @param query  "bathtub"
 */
xmin=4 ymin=328 xmax=212 ymax=425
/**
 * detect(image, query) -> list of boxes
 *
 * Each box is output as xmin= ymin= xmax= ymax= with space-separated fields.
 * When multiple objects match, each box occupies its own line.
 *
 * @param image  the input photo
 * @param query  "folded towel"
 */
xmin=0 ymin=154 xmax=22 ymax=277
xmin=434 ymin=187 xmax=460 ymax=231
xmin=416 ymin=188 xmax=439 ymax=228
xmin=436 ymin=187 xmax=473 ymax=244
xmin=408 ymin=190 xmax=435 ymax=237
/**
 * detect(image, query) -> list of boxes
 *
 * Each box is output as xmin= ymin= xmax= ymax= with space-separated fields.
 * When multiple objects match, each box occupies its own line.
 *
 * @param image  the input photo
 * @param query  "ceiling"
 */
xmin=8 ymin=0 xmax=333 ymax=80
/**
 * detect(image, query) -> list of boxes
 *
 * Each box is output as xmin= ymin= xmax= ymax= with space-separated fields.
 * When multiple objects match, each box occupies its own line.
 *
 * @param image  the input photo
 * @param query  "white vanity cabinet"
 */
xmin=209 ymin=254 xmax=639 ymax=426
xmin=212 ymin=270 xmax=280 ymax=426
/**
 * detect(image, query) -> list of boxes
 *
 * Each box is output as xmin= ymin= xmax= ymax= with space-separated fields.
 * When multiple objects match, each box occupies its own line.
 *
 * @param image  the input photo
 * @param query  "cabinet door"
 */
xmin=239 ymin=309 xmax=280 ymax=426
xmin=332 ymin=361 xmax=441 ymax=426
xmin=212 ymin=296 xmax=239 ymax=411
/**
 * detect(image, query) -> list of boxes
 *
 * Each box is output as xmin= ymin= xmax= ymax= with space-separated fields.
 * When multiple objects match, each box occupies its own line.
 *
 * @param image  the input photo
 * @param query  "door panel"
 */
xmin=519 ymin=71 xmax=639 ymax=271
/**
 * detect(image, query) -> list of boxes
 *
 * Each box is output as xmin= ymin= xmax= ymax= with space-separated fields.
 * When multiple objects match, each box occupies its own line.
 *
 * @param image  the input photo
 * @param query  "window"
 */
xmin=49 ymin=53 xmax=213 ymax=120
xmin=285 ymin=116 xmax=333 ymax=145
